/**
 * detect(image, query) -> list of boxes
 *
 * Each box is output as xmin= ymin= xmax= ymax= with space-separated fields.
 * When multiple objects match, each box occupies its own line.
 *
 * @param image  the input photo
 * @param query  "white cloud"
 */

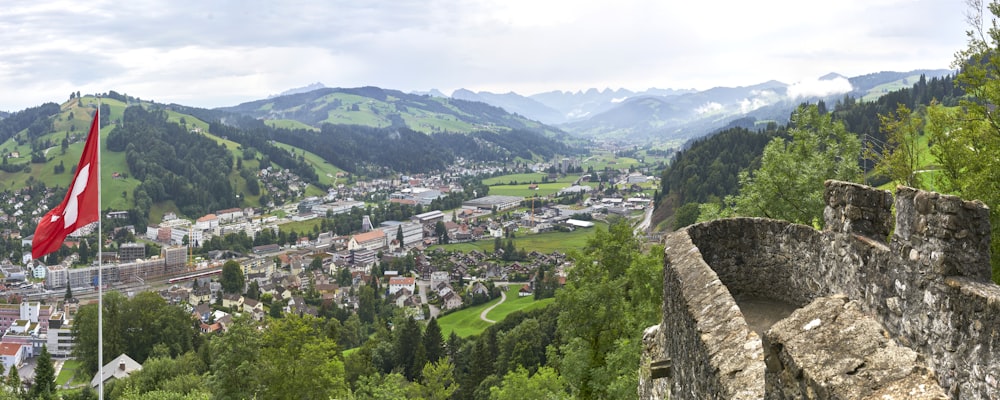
xmin=696 ymin=102 xmax=723 ymax=114
xmin=0 ymin=0 xmax=971 ymax=111
xmin=740 ymin=98 xmax=769 ymax=113
xmin=787 ymin=77 xmax=854 ymax=99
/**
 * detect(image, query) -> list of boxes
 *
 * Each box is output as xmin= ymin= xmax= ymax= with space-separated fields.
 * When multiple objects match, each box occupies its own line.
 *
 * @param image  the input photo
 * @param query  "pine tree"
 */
xmin=423 ymin=317 xmax=444 ymax=363
xmin=6 ymin=364 xmax=21 ymax=396
xmin=29 ymin=345 xmax=55 ymax=399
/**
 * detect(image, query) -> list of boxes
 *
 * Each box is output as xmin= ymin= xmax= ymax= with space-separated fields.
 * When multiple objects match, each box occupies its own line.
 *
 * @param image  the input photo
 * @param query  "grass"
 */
xmin=56 ymin=359 xmax=83 ymax=386
xmin=482 ymin=172 xmax=584 ymax=197
xmin=862 ymin=75 xmax=922 ymax=102
xmin=432 ymin=221 xmax=603 ymax=254
xmin=271 ymin=142 xmax=344 ymax=187
xmin=278 ymin=219 xmax=322 ymax=235
xmin=438 ymin=284 xmax=556 ymax=338
xmin=483 ymin=173 xmax=549 ymax=186
xmin=582 ymin=150 xmax=643 ymax=171
xmin=437 ymin=299 xmax=497 ymax=338
xmin=488 ymin=184 xmax=566 ymax=198
xmin=484 ymin=286 xmax=555 ymax=322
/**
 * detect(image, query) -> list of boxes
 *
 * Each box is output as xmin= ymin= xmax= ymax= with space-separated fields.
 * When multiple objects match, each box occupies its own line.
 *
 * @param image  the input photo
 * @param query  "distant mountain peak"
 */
xmin=411 ymin=89 xmax=447 ymax=97
xmin=269 ymin=82 xmax=326 ymax=98
xmin=819 ymin=72 xmax=847 ymax=81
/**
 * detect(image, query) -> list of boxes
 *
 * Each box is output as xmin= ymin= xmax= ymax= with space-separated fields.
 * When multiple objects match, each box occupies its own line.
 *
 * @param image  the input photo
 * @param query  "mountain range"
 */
xmin=243 ymin=69 xmax=952 ymax=144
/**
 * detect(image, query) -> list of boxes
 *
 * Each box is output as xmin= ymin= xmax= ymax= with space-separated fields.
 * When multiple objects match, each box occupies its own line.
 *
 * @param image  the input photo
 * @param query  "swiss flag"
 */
xmin=32 ymin=110 xmax=101 ymax=259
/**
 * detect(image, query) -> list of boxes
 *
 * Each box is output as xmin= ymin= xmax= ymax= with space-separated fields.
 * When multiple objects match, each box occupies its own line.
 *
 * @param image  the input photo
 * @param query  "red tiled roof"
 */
xmin=389 ymin=276 xmax=415 ymax=285
xmin=352 ymin=230 xmax=385 ymax=243
xmin=0 ymin=343 xmax=21 ymax=357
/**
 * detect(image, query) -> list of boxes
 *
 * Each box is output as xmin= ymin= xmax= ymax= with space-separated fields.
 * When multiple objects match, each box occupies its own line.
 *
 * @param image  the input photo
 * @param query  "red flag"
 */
xmin=32 ymin=110 xmax=101 ymax=259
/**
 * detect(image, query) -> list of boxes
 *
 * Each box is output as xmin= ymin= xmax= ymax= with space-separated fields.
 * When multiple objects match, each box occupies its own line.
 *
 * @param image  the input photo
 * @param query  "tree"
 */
xmin=395 ymin=316 xmax=427 ymax=381
xmin=354 ymin=372 xmax=409 ymax=400
xmin=72 ymin=291 xmax=127 ymax=375
xmin=72 ymin=291 xmax=196 ymax=375
xmin=30 ymin=345 xmax=56 ymax=399
xmin=868 ymin=104 xmax=925 ymax=187
xmin=423 ymin=317 xmax=444 ymax=364
xmin=434 ymin=221 xmax=449 ymax=244
xmin=409 ymin=360 xmax=457 ymax=400
xmin=269 ymin=300 xmax=284 ymax=319
xmin=672 ymin=202 xmax=701 ymax=230
xmin=209 ymin=316 xmax=261 ymax=400
xmin=726 ymin=104 xmax=862 ymax=225
xmin=219 ymin=260 xmax=244 ymax=294
xmin=257 ymin=315 xmax=349 ymax=399
xmin=555 ymin=220 xmax=663 ymax=399
xmin=245 ymin=281 xmax=260 ymax=300
xmin=65 ymin=284 xmax=73 ymax=301
xmin=397 ymin=226 xmax=404 ymax=246
xmin=6 ymin=364 xmax=21 ymax=397
xmin=496 ymin=318 xmax=545 ymax=373
xmin=358 ymin=285 xmax=377 ymax=324
xmin=490 ymin=367 xmax=567 ymax=400
xmin=310 ymin=256 xmax=324 ymax=271
xmin=926 ymin=0 xmax=1000 ymax=280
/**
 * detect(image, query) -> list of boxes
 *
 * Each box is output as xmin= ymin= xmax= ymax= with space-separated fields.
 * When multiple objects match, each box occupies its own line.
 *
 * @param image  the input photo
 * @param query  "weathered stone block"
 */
xmin=763 ymin=295 xmax=947 ymax=400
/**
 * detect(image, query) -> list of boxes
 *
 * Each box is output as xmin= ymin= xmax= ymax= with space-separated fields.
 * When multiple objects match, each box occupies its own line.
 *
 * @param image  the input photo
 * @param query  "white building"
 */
xmin=0 ymin=343 xmax=23 ymax=372
xmin=380 ymin=221 xmax=423 ymax=248
xmin=388 ymin=276 xmax=416 ymax=296
xmin=195 ymin=214 xmax=219 ymax=231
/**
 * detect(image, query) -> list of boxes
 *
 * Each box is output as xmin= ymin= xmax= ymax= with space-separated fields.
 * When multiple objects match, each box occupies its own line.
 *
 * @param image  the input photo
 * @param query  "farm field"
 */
xmin=487 ymin=182 xmax=571 ymax=197
xmin=431 ymin=221 xmax=604 ymax=254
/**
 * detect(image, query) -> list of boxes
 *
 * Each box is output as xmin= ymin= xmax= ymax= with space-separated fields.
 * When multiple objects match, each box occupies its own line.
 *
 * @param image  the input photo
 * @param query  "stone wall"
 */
xmin=764 ymin=295 xmax=946 ymax=399
xmin=659 ymin=231 xmax=764 ymax=399
xmin=645 ymin=180 xmax=998 ymax=399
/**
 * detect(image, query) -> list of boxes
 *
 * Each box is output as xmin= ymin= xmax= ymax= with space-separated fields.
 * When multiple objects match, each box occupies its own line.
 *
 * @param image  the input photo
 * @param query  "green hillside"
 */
xmin=221 ymin=86 xmax=558 ymax=136
xmin=0 ymin=96 xmax=328 ymax=218
xmin=861 ymin=75 xmax=924 ymax=102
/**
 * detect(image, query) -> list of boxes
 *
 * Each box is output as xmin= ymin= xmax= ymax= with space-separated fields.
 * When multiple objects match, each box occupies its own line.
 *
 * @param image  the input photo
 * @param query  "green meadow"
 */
xmin=437 ymin=285 xmax=553 ymax=338
xmin=431 ymin=221 xmax=603 ymax=254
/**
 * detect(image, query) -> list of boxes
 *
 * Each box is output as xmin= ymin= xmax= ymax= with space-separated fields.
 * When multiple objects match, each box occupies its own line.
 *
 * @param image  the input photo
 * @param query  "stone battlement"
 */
xmin=641 ymin=180 xmax=996 ymax=399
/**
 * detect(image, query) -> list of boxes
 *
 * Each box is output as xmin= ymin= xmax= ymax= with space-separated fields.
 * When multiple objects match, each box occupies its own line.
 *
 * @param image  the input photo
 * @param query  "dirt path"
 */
xmin=479 ymin=289 xmax=507 ymax=323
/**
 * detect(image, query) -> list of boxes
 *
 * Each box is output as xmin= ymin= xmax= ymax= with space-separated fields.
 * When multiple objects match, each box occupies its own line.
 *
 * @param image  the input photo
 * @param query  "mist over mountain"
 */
xmin=443 ymin=69 xmax=953 ymax=143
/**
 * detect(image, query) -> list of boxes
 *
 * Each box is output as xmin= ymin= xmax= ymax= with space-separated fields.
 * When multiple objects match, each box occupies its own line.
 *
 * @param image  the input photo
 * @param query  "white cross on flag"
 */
xmin=32 ymin=110 xmax=100 ymax=259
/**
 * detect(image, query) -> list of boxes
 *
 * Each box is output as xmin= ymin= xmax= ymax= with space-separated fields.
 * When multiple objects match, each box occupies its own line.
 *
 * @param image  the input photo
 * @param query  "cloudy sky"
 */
xmin=0 ymin=0 xmax=974 ymax=111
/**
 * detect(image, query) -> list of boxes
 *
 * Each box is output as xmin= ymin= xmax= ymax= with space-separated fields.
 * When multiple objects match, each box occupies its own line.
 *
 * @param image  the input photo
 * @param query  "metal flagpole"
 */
xmin=97 ymin=99 xmax=104 ymax=400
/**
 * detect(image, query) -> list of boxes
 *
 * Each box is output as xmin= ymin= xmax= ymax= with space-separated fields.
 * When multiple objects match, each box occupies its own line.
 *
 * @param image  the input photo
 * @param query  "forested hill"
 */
xmin=218 ymin=86 xmax=566 ymax=137
xmin=107 ymin=106 xmax=240 ymax=219
xmin=656 ymin=74 xmax=962 ymax=226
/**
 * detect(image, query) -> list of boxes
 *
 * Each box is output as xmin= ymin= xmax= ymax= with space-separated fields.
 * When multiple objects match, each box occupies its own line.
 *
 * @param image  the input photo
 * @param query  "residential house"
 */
xmin=430 ymin=271 xmax=449 ymax=288
xmin=191 ymin=304 xmax=212 ymax=322
xmin=441 ymin=292 xmax=463 ymax=310
xmin=388 ymin=276 xmax=415 ymax=296
xmin=91 ymin=354 xmax=142 ymax=388
xmin=189 ymin=285 xmax=213 ymax=305
xmin=221 ymin=294 xmax=243 ymax=310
